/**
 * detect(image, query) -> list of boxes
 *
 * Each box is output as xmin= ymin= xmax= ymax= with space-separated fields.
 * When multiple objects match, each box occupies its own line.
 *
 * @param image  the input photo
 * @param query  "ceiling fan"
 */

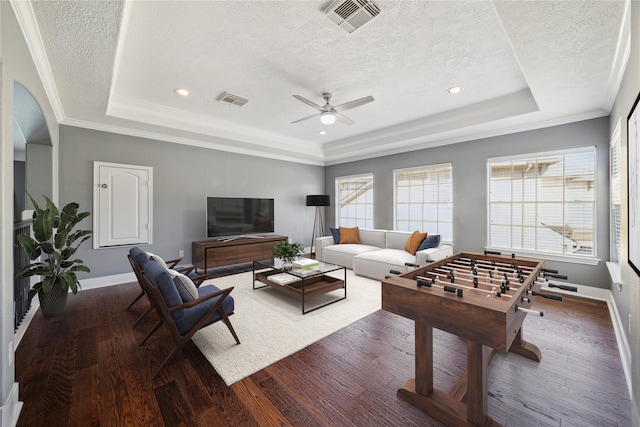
xmin=291 ymin=93 xmax=374 ymax=125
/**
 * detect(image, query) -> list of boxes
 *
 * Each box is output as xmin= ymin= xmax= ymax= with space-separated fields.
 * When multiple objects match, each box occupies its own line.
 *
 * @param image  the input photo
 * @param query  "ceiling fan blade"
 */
xmin=335 ymin=112 xmax=354 ymax=125
xmin=332 ymin=96 xmax=374 ymax=113
xmin=293 ymin=95 xmax=326 ymax=112
xmin=291 ymin=113 xmax=320 ymax=124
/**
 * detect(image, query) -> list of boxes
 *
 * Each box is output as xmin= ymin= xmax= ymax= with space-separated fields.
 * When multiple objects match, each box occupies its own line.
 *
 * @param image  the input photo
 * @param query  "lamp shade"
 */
xmin=306 ymin=195 xmax=330 ymax=207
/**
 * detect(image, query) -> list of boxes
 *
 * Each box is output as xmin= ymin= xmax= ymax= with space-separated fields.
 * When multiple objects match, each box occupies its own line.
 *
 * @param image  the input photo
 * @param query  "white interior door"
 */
xmin=93 ymin=162 xmax=153 ymax=248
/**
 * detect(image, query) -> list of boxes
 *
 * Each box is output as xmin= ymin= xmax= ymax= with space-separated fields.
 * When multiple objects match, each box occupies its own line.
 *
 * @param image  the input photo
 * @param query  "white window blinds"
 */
xmin=488 ymin=147 xmax=596 ymax=257
xmin=610 ymin=122 xmax=622 ymax=263
xmin=335 ymin=173 xmax=374 ymax=228
xmin=394 ymin=164 xmax=453 ymax=241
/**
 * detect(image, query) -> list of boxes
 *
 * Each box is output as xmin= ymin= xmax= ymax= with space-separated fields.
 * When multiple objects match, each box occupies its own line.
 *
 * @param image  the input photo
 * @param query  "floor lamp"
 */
xmin=306 ymin=195 xmax=330 ymax=258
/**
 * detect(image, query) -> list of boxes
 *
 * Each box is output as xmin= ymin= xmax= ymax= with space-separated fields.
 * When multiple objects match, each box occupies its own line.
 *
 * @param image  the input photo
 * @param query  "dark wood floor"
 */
xmin=16 ymin=273 xmax=631 ymax=427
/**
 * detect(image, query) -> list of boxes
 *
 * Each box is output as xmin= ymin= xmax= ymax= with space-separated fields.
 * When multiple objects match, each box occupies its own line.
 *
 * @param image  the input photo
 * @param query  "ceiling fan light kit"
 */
xmin=320 ymin=112 xmax=336 ymax=125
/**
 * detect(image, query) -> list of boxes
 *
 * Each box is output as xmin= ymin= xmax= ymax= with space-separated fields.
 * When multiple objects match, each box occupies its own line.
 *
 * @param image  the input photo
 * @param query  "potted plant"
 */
xmin=271 ymin=241 xmax=304 ymax=270
xmin=17 ymin=193 xmax=92 ymax=317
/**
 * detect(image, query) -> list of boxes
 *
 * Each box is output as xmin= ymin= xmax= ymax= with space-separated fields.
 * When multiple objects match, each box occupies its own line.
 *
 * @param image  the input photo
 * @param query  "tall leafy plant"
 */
xmin=17 ymin=193 xmax=92 ymax=309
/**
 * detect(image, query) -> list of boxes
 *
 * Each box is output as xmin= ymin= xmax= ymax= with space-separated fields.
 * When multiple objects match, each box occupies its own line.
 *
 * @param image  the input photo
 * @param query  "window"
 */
xmin=335 ymin=173 xmax=374 ymax=228
xmin=394 ymin=164 xmax=453 ymax=241
xmin=610 ymin=121 xmax=622 ymax=264
xmin=488 ymin=147 xmax=596 ymax=260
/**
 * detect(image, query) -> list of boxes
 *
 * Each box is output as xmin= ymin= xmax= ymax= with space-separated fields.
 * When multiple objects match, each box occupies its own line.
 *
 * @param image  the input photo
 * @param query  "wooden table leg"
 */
xmin=508 ymin=328 xmax=542 ymax=362
xmin=415 ymin=321 xmax=433 ymax=396
xmin=397 ymin=324 xmax=504 ymax=427
xmin=466 ymin=341 xmax=488 ymax=426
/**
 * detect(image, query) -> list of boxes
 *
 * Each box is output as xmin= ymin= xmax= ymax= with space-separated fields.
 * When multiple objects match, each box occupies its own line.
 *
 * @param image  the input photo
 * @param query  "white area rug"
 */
xmin=192 ymin=269 xmax=381 ymax=385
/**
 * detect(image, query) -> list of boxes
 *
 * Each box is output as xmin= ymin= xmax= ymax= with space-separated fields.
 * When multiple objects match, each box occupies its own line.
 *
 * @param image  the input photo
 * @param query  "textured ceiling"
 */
xmin=14 ymin=0 xmax=627 ymax=165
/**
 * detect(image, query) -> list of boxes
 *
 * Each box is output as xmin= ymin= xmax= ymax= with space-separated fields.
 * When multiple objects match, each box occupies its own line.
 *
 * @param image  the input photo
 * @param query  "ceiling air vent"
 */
xmin=325 ymin=0 xmax=381 ymax=33
xmin=216 ymin=92 xmax=248 ymax=107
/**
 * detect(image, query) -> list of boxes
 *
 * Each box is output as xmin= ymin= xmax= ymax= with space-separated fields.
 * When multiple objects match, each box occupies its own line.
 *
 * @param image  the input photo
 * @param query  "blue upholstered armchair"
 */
xmin=137 ymin=259 xmax=239 ymax=379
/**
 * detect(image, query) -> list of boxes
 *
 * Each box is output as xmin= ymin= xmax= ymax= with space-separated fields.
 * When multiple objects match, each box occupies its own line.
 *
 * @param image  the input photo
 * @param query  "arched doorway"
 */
xmin=13 ymin=81 xmax=52 ymax=329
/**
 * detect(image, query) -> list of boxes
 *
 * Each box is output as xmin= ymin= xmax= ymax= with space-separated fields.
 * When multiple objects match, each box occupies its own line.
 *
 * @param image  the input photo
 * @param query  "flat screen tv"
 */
xmin=206 ymin=197 xmax=274 ymax=239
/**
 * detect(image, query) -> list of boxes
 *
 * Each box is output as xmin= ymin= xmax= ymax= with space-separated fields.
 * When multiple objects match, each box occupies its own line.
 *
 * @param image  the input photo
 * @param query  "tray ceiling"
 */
xmin=13 ymin=0 xmax=627 ymax=165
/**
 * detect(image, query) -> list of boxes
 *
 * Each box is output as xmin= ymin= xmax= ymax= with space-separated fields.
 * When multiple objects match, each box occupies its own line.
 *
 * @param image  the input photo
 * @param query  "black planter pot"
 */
xmin=38 ymin=282 xmax=68 ymax=318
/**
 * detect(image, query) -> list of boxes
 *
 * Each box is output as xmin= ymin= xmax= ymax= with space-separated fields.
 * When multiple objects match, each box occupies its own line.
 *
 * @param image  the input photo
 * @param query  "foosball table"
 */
xmin=382 ymin=251 xmax=564 ymax=427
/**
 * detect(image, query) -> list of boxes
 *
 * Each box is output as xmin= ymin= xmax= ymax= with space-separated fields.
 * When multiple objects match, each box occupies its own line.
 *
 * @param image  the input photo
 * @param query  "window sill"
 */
xmin=606 ymin=261 xmax=623 ymax=286
xmin=484 ymin=247 xmax=600 ymax=266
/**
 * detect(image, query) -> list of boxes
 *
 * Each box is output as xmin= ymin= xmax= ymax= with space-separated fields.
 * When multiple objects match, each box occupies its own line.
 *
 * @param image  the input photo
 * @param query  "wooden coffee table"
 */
xmin=252 ymin=258 xmax=347 ymax=314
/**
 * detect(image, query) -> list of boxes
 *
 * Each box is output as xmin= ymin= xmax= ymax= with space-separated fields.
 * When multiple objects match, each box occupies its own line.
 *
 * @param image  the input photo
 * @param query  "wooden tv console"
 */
xmin=192 ymin=235 xmax=288 ymax=271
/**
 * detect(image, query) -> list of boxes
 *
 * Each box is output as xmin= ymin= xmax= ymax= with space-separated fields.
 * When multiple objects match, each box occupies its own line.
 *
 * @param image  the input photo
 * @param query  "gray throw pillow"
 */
xmin=147 ymin=252 xmax=168 ymax=269
xmin=167 ymin=269 xmax=198 ymax=301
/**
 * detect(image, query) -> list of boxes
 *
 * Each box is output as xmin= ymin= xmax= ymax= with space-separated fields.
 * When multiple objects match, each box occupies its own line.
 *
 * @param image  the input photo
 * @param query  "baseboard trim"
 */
xmin=79 ymin=272 xmax=136 ymax=290
xmin=541 ymin=282 xmax=632 ymax=399
xmin=0 ymin=383 xmax=22 ymax=427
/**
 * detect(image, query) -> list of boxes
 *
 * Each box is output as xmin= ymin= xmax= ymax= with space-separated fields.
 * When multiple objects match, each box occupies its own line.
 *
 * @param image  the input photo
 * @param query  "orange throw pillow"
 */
xmin=339 ymin=226 xmax=360 ymax=244
xmin=405 ymin=231 xmax=427 ymax=255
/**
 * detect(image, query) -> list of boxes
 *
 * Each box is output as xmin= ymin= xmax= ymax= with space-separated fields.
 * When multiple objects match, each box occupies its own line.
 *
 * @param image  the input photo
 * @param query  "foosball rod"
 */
xmin=445 ymin=261 xmax=528 ymax=285
xmin=416 ymin=273 xmax=514 ymax=298
xmin=415 ymin=276 xmax=464 ymax=296
xmin=515 ymin=304 xmax=544 ymax=316
xmin=433 ymin=265 xmax=524 ymax=291
xmin=548 ymin=282 xmax=578 ymax=292
xmin=457 ymin=256 xmax=536 ymax=274
xmin=535 ymin=274 xmax=577 ymax=292
xmin=527 ymin=289 xmax=563 ymax=301
xmin=449 ymin=258 xmax=526 ymax=274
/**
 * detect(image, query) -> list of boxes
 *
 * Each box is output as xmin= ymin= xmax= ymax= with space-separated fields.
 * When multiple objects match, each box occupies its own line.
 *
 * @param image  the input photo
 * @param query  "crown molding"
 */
xmin=10 ymin=0 xmax=65 ymax=122
xmin=602 ymin=0 xmax=631 ymax=112
xmin=323 ymin=109 xmax=608 ymax=165
xmin=106 ymin=94 xmax=324 ymax=158
xmin=60 ymin=117 xmax=327 ymax=166
xmin=324 ymin=89 xmax=538 ymax=159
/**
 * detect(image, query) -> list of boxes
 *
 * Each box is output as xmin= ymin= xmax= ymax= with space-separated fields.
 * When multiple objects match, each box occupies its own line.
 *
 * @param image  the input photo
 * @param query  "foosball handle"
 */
xmin=405 ymin=262 xmax=419 ymax=268
xmin=417 ymin=278 xmax=432 ymax=288
xmin=484 ymin=250 xmax=501 ymax=255
xmin=515 ymin=305 xmax=544 ymax=316
xmin=549 ymin=282 xmax=578 ymax=292
xmin=531 ymin=290 xmax=563 ymax=301
xmin=389 ymin=269 xmax=402 ymax=275
xmin=544 ymin=272 xmax=569 ymax=280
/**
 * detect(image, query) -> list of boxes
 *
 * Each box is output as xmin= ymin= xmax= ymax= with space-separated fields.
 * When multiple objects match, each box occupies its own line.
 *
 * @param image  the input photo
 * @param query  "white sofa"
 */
xmin=316 ymin=228 xmax=453 ymax=281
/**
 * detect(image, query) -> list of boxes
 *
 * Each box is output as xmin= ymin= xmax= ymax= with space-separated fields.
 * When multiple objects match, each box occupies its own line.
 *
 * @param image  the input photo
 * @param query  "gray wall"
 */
xmin=13 ymin=161 xmax=25 ymax=220
xmin=25 ymin=143 xmax=52 ymax=202
xmin=608 ymin=0 xmax=640 ymax=421
xmin=59 ymin=125 xmax=325 ymax=278
xmin=325 ymin=117 xmax=611 ymax=290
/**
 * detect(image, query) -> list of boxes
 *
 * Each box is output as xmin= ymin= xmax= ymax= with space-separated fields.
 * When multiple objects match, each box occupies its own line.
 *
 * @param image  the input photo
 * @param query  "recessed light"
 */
xmin=447 ymin=86 xmax=463 ymax=95
xmin=319 ymin=131 xmax=327 ymax=135
xmin=174 ymin=88 xmax=191 ymax=97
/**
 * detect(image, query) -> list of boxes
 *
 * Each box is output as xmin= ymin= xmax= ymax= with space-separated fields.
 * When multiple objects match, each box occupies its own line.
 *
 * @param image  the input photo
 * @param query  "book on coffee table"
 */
xmin=293 ymin=258 xmax=320 ymax=270
xmin=268 ymin=273 xmax=301 ymax=286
